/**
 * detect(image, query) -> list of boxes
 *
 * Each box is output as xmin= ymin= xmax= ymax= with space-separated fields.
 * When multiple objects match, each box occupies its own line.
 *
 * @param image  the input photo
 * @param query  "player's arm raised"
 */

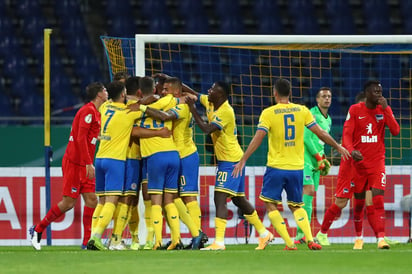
xmin=185 ymin=96 xmax=219 ymax=134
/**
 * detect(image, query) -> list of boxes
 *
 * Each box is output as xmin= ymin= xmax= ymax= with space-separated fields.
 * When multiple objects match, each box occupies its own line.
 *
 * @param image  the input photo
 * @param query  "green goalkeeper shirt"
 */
xmin=304 ymin=106 xmax=332 ymax=169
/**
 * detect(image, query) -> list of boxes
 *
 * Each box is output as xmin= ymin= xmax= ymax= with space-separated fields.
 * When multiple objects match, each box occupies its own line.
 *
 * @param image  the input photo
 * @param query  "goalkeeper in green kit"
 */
xmin=295 ymin=87 xmax=332 ymax=244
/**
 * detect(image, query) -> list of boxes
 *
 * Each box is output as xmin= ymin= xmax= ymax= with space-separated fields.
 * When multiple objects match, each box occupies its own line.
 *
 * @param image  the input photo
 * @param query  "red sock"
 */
xmin=353 ymin=198 xmax=365 ymax=237
xmin=82 ymin=206 xmax=95 ymax=246
xmin=321 ymin=203 xmax=342 ymax=234
xmin=372 ymin=195 xmax=385 ymax=238
xmin=366 ymin=205 xmax=378 ymax=237
xmin=35 ymin=204 xmax=63 ymax=233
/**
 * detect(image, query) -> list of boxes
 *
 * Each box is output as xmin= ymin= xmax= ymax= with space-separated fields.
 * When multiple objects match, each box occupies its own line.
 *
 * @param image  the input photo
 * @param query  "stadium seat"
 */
xmin=54 ymin=0 xmax=82 ymax=17
xmin=325 ymin=0 xmax=352 ymax=17
xmin=104 ymin=1 xmax=133 ymax=17
xmin=219 ymin=17 xmax=245 ymax=34
xmin=0 ymin=16 xmax=13 ymax=36
xmin=215 ymin=0 xmax=242 ymax=18
xmin=329 ymin=15 xmax=356 ymax=35
xmin=253 ymin=0 xmax=279 ymax=17
xmin=16 ymin=0 xmax=42 ymax=18
xmin=293 ymin=17 xmax=320 ymax=35
xmin=256 ymin=17 xmax=283 ymax=34
xmin=141 ymin=0 xmax=168 ymax=17
xmin=110 ymin=17 xmax=136 ymax=37
xmin=19 ymin=93 xmax=44 ymax=117
xmin=178 ymin=0 xmax=204 ymax=15
xmin=184 ymin=15 xmax=210 ymax=34
xmin=10 ymin=76 xmax=37 ymax=98
xmin=367 ymin=18 xmax=393 ymax=35
xmin=148 ymin=16 xmax=174 ymax=34
xmin=0 ymin=92 xmax=13 ymax=116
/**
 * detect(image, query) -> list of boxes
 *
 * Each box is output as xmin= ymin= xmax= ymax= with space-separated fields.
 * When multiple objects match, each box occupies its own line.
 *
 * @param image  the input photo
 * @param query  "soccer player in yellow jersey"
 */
xmin=233 ymin=78 xmax=350 ymax=251
xmin=140 ymin=77 xmax=207 ymax=249
xmin=87 ymin=81 xmax=170 ymax=250
xmin=137 ymin=76 xmax=183 ymax=250
xmin=185 ymin=81 xmax=274 ymax=251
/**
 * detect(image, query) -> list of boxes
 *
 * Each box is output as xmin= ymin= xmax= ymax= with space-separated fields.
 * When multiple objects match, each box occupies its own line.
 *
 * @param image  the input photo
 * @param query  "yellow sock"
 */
xmin=111 ymin=202 xmax=128 ymax=244
xmin=215 ymin=217 xmax=227 ymax=245
xmin=174 ymin=198 xmax=199 ymax=237
xmin=293 ymin=208 xmax=314 ymax=242
xmin=94 ymin=202 xmax=116 ymax=237
xmin=128 ymin=205 xmax=139 ymax=242
xmin=165 ymin=203 xmax=181 ymax=243
xmin=144 ymin=200 xmax=154 ymax=242
xmin=186 ymin=200 xmax=202 ymax=231
xmin=244 ymin=210 xmax=267 ymax=237
xmin=91 ymin=203 xmax=103 ymax=235
xmin=268 ymin=210 xmax=293 ymax=247
xmin=151 ymin=205 xmax=163 ymax=245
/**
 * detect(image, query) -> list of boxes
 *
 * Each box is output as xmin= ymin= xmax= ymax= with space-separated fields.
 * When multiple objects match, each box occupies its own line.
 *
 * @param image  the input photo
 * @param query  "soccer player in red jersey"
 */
xmin=29 ymin=82 xmax=108 ymax=250
xmin=317 ymin=80 xmax=400 ymax=249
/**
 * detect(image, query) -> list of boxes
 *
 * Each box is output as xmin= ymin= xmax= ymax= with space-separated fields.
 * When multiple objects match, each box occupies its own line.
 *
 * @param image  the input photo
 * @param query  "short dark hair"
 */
xmin=165 ymin=77 xmax=182 ymax=89
xmin=139 ymin=76 xmax=154 ymax=96
xmin=316 ymin=87 xmax=331 ymax=97
xmin=106 ymin=81 xmax=125 ymax=100
xmin=215 ymin=81 xmax=230 ymax=98
xmin=113 ymin=71 xmax=130 ymax=81
xmin=363 ymin=80 xmax=380 ymax=93
xmin=125 ymin=76 xmax=141 ymax=95
xmin=355 ymin=91 xmax=366 ymax=103
xmin=86 ymin=82 xmax=105 ymax=101
xmin=275 ymin=78 xmax=291 ymax=97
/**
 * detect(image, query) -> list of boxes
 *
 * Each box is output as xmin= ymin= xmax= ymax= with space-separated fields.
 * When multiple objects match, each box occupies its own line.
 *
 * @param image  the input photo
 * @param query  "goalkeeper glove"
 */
xmin=314 ymin=154 xmax=331 ymax=176
xmin=319 ymin=156 xmax=331 ymax=176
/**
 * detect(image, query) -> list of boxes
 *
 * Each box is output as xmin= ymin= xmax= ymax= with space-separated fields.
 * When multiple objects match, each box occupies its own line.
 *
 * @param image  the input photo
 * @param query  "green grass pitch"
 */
xmin=1 ymin=243 xmax=411 ymax=274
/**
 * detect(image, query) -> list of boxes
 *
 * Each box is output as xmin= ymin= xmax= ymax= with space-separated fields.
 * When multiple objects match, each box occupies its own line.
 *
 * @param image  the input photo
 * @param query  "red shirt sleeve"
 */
xmin=342 ymin=105 xmax=356 ymax=154
xmin=383 ymin=106 xmax=400 ymax=136
xmin=77 ymin=108 xmax=94 ymax=165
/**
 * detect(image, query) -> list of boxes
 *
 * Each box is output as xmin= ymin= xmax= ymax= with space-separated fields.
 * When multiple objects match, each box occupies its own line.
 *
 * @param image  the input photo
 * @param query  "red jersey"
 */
xmin=64 ymin=102 xmax=101 ymax=166
xmin=342 ymin=102 xmax=399 ymax=171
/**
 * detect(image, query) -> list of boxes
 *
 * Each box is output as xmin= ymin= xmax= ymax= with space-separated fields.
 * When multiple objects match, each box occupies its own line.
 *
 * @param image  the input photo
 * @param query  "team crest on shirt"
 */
xmin=71 ymin=187 xmax=78 ymax=193
xmin=85 ymin=114 xmax=92 ymax=124
xmin=343 ymin=188 xmax=349 ymax=194
xmin=215 ymin=116 xmax=222 ymax=122
xmin=131 ymin=183 xmax=137 ymax=190
xmin=375 ymin=114 xmax=383 ymax=122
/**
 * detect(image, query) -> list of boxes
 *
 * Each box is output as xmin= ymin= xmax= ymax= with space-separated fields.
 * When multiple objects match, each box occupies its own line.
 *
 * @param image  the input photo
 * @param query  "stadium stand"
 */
xmin=0 ymin=0 xmax=410 ymax=124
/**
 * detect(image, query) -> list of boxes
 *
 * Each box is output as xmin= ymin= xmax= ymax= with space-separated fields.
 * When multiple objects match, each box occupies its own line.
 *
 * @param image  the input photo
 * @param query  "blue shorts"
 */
xmin=259 ymin=167 xmax=303 ymax=206
xmin=215 ymin=161 xmax=245 ymax=197
xmin=146 ymin=151 xmax=180 ymax=194
xmin=124 ymin=158 xmax=142 ymax=196
xmin=141 ymin=158 xmax=148 ymax=184
xmin=95 ymin=158 xmax=125 ymax=196
xmin=179 ymin=152 xmax=199 ymax=196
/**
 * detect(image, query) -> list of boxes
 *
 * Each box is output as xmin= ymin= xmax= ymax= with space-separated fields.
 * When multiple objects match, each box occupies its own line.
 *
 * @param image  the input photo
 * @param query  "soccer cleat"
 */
xmin=353 ymin=239 xmax=364 ymax=250
xmin=255 ymin=232 xmax=274 ymax=250
xmin=130 ymin=241 xmax=140 ymax=250
xmin=200 ymin=231 xmax=208 ymax=248
xmin=87 ymin=236 xmax=107 ymax=251
xmin=283 ymin=245 xmax=298 ymax=251
xmin=167 ymin=241 xmax=184 ymax=250
xmin=384 ymin=237 xmax=400 ymax=245
xmin=29 ymin=225 xmax=42 ymax=251
xmin=200 ymin=242 xmax=226 ymax=251
xmin=108 ymin=241 xmax=128 ymax=251
xmin=308 ymin=241 xmax=322 ymax=250
xmin=378 ymin=239 xmax=390 ymax=249
xmin=81 ymin=244 xmax=87 ymax=250
xmin=152 ymin=242 xmax=163 ymax=250
xmin=191 ymin=233 xmax=203 ymax=250
xmin=315 ymin=231 xmax=330 ymax=246
xmin=143 ymin=241 xmax=154 ymax=250
xmin=294 ymin=236 xmax=306 ymax=244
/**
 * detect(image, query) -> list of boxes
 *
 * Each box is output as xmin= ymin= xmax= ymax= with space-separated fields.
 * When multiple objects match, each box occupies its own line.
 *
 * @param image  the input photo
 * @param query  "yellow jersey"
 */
xmin=257 ymin=103 xmax=316 ymax=170
xmin=126 ymin=99 xmax=141 ymax=160
xmin=170 ymin=104 xmax=197 ymax=158
xmin=139 ymin=94 xmax=178 ymax=158
xmin=96 ymin=101 xmax=143 ymax=161
xmin=200 ymin=95 xmax=243 ymax=162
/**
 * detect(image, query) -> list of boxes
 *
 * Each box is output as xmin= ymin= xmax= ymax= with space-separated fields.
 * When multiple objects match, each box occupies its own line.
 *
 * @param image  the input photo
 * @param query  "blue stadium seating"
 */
xmin=256 ymin=17 xmax=283 ymax=34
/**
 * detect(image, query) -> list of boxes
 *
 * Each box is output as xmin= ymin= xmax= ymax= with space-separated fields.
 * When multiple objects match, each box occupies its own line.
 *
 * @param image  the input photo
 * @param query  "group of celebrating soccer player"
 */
xmin=30 ymin=71 xmax=399 ymax=251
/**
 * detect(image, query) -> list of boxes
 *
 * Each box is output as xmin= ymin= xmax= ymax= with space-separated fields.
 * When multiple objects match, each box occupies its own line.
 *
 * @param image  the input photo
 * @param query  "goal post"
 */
xmin=101 ymin=34 xmax=412 ymax=244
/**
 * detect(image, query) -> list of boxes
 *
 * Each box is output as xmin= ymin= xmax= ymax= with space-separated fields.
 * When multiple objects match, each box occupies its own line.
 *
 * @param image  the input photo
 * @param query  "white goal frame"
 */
xmin=134 ymin=34 xmax=412 ymax=76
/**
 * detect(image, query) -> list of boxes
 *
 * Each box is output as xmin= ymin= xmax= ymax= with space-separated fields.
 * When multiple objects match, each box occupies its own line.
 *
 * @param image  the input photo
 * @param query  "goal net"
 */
xmin=101 ymin=35 xmax=412 ymax=244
